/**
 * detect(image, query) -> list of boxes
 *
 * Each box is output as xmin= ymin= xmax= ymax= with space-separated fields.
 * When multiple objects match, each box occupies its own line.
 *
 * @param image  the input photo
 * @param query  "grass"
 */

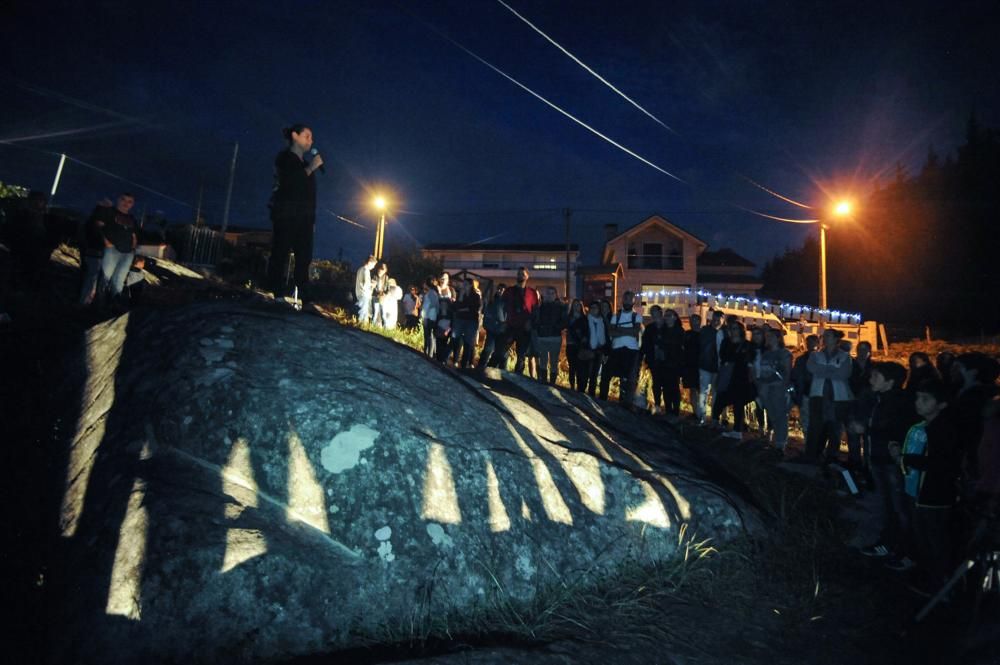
xmin=363 ymin=523 xmax=718 ymax=651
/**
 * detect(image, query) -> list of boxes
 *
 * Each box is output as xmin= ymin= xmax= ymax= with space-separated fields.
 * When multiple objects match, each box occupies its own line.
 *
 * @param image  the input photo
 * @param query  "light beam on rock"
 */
xmin=62 ymin=316 xmax=128 ymax=538
xmin=625 ymin=480 xmax=671 ymax=529
xmin=221 ymin=437 xmax=267 ymax=572
xmin=105 ymin=477 xmax=149 ymax=620
xmin=421 ymin=442 xmax=463 ymax=524
xmin=502 ymin=419 xmax=573 ymax=525
xmin=485 ymin=459 xmax=511 ymax=532
xmin=286 ymin=430 xmax=331 ymax=534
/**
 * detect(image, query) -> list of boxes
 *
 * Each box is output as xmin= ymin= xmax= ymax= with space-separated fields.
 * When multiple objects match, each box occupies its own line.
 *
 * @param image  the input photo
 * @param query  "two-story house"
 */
xmin=421 ymin=243 xmax=580 ymax=298
xmin=580 ymin=215 xmax=761 ymax=306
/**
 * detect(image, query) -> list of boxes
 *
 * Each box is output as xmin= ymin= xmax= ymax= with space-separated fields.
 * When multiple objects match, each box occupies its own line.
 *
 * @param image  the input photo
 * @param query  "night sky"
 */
xmin=3 ymin=0 xmax=997 ymax=269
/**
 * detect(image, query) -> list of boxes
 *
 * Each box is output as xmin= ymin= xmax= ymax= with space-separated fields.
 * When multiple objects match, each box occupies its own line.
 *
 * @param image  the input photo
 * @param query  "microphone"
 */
xmin=309 ymin=148 xmax=326 ymax=174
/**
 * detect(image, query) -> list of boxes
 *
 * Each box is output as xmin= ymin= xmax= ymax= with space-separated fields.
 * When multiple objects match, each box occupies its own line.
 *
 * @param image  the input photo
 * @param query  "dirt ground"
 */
xmin=3 ymin=251 xmax=998 ymax=665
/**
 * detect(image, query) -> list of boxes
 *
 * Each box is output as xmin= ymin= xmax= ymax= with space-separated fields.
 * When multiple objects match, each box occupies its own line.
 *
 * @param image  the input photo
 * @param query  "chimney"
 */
xmin=604 ymin=223 xmax=618 ymax=241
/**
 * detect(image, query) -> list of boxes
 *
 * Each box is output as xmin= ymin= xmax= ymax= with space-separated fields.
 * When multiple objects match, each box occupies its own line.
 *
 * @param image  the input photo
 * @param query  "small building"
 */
xmin=421 ymin=243 xmax=580 ymax=298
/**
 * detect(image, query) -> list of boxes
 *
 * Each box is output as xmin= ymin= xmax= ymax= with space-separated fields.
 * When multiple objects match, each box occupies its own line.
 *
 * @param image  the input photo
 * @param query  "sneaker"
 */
xmin=860 ymin=543 xmax=891 ymax=558
xmin=884 ymin=556 xmax=916 ymax=572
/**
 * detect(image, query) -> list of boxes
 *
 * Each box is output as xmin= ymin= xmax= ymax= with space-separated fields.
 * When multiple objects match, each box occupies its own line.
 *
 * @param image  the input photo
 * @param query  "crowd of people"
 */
xmin=352 ymin=262 xmax=999 ymax=601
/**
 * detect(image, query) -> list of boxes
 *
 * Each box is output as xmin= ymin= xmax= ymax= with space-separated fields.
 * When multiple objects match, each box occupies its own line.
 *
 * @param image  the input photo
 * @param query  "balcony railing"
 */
xmin=440 ymin=259 xmax=577 ymax=272
xmin=626 ymin=254 xmax=683 ymax=270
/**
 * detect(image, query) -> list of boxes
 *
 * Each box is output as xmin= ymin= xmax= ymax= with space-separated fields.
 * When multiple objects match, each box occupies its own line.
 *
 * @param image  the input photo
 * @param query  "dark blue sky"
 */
xmin=3 ymin=0 xmax=997 ymax=268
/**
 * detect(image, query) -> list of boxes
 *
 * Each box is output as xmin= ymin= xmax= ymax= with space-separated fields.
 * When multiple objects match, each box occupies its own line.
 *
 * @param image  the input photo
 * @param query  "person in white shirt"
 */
xmin=599 ymin=291 xmax=644 ymax=406
xmin=579 ymin=302 xmax=607 ymax=397
xmin=805 ymin=328 xmax=855 ymax=461
xmin=401 ymin=285 xmax=421 ymax=330
xmin=355 ymin=255 xmax=377 ymax=324
xmin=379 ymin=277 xmax=403 ymax=328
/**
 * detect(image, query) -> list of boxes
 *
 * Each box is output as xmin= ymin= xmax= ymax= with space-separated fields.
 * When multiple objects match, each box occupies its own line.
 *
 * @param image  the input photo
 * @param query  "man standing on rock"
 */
xmin=500 ymin=266 xmax=539 ymax=375
xmin=91 ymin=193 xmax=138 ymax=308
xmin=355 ymin=255 xmax=376 ymax=324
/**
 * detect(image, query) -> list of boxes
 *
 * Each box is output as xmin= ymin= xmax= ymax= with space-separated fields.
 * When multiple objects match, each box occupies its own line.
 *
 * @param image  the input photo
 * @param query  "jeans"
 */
xmin=451 ymin=319 xmax=480 ymax=368
xmin=651 ymin=365 xmax=682 ymax=414
xmin=534 ymin=335 xmax=562 ymax=384
xmin=697 ymin=369 xmax=717 ymax=420
xmin=805 ymin=397 xmax=849 ymax=461
xmin=870 ymin=461 xmax=909 ymax=554
xmin=79 ymin=253 xmax=102 ymax=304
xmin=758 ymin=383 xmax=789 ymax=448
xmin=577 ymin=351 xmax=602 ymax=395
xmin=500 ymin=329 xmax=532 ymax=375
xmin=600 ymin=347 xmax=639 ymax=403
xmin=422 ymin=319 xmax=436 ymax=356
xmin=479 ymin=329 xmax=505 ymax=369
xmin=100 ymin=246 xmax=134 ymax=298
xmin=357 ymin=295 xmax=372 ymax=324
xmin=372 ymin=302 xmax=384 ymax=327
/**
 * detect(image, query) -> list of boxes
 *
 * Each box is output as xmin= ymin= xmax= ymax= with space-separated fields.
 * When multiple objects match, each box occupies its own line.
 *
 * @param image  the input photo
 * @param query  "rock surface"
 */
xmin=52 ymin=301 xmax=761 ymax=663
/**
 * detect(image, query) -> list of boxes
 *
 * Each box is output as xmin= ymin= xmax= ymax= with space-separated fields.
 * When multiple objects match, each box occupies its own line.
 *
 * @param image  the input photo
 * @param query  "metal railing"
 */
xmin=180 ymin=226 xmax=225 ymax=266
xmin=626 ymin=254 xmax=683 ymax=270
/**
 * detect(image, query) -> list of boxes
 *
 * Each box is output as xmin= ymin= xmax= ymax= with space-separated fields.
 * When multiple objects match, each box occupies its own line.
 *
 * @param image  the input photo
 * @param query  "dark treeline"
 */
xmin=762 ymin=115 xmax=1000 ymax=333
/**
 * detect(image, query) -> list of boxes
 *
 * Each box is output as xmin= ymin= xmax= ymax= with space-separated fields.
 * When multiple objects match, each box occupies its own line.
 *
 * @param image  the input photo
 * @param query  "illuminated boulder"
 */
xmin=53 ymin=302 xmax=760 ymax=663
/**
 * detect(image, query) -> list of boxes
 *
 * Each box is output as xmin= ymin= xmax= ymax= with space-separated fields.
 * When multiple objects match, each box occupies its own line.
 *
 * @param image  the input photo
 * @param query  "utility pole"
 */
xmin=221 ymin=142 xmax=239 ymax=235
xmin=819 ymin=222 xmax=828 ymax=311
xmin=49 ymin=153 xmax=67 ymax=204
xmin=563 ymin=207 xmax=572 ymax=299
xmin=194 ymin=181 xmax=204 ymax=227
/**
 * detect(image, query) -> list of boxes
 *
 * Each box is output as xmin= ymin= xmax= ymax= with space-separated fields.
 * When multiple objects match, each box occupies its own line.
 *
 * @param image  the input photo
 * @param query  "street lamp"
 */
xmin=373 ymin=195 xmax=387 ymax=260
xmin=819 ymin=200 xmax=853 ymax=310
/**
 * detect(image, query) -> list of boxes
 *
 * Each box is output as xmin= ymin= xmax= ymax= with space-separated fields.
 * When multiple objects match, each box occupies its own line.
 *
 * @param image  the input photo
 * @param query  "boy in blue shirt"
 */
xmin=899 ymin=379 xmax=961 ymax=592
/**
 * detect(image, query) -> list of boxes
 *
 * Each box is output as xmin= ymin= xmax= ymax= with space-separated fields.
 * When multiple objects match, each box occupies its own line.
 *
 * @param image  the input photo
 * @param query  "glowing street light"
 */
xmin=819 ymin=199 xmax=854 ymax=311
xmin=372 ymin=194 xmax=388 ymax=260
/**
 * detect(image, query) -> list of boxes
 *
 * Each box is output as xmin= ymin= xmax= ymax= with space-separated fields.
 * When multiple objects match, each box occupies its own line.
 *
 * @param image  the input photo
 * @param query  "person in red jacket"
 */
xmin=499 ymin=267 xmax=539 ymax=375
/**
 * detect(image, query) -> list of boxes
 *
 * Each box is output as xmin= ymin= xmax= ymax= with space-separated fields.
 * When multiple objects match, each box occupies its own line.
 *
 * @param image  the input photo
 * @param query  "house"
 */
xmin=579 ymin=215 xmax=761 ymax=305
xmin=420 ymin=243 xmax=580 ymax=298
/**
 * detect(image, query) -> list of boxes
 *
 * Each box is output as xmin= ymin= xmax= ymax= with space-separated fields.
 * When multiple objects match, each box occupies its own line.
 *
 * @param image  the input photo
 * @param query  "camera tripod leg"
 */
xmin=915 ymin=559 xmax=976 ymax=623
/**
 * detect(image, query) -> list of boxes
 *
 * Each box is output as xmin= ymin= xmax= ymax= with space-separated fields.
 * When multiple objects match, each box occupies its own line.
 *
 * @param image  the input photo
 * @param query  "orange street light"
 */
xmin=819 ymin=199 xmax=854 ymax=310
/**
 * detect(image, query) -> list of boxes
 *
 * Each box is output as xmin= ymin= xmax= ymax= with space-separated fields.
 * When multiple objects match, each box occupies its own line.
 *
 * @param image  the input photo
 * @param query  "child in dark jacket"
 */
xmin=859 ymin=362 xmax=918 ymax=561
xmin=900 ymin=378 xmax=961 ymax=589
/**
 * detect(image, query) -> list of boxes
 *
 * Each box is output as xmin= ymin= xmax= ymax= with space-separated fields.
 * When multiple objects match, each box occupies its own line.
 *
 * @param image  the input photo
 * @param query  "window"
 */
xmin=642 ymin=243 xmax=663 ymax=269
xmin=482 ymin=253 xmax=500 ymax=268
xmin=532 ymin=255 xmax=559 ymax=271
xmin=626 ymin=241 xmax=683 ymax=270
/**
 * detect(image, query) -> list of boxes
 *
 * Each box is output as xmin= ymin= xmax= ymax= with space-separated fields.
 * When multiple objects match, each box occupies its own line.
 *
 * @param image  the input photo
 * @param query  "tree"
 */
xmin=382 ymin=243 xmax=443 ymax=293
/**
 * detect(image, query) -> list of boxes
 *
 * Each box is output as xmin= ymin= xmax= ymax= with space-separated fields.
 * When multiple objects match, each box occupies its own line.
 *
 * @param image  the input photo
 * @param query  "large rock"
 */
xmin=51 ymin=302 xmax=760 ymax=663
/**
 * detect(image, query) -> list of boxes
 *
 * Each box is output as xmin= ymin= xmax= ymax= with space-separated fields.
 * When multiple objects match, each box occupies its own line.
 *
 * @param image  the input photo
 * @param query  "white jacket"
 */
xmin=420 ymin=288 xmax=439 ymax=321
xmin=806 ymin=349 xmax=854 ymax=401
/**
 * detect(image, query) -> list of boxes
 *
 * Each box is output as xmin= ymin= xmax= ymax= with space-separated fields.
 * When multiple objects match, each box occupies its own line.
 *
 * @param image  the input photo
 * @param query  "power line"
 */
xmin=495 ymin=0 xmax=674 ymax=134
xmin=494 ymin=0 xmax=815 ymax=213
xmin=421 ymin=20 xmax=687 ymax=185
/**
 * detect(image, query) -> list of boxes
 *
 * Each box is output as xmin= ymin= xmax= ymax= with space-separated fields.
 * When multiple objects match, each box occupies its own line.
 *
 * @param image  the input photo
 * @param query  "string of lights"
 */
xmin=639 ymin=287 xmax=863 ymax=324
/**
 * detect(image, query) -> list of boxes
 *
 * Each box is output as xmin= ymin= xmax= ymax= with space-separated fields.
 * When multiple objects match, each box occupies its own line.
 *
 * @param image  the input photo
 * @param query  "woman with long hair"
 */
xmin=268 ymin=123 xmax=322 ymax=298
xmin=565 ymin=299 xmax=587 ymax=390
